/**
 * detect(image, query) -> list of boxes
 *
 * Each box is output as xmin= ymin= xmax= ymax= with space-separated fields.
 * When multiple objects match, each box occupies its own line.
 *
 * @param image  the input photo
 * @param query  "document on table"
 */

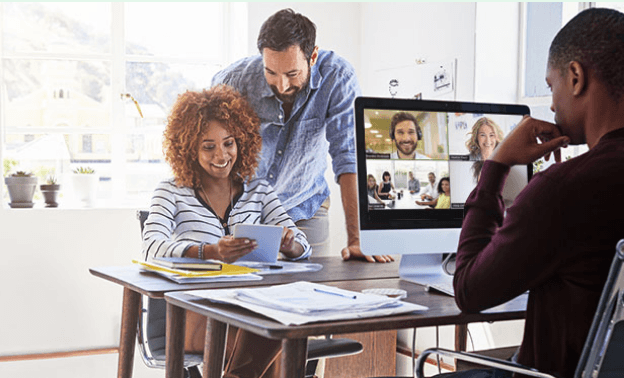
xmin=188 ymin=281 xmax=428 ymax=325
xmin=235 ymin=261 xmax=323 ymax=275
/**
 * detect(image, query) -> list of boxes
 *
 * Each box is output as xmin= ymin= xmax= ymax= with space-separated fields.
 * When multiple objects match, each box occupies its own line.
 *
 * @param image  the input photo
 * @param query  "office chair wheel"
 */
xmin=184 ymin=366 xmax=202 ymax=378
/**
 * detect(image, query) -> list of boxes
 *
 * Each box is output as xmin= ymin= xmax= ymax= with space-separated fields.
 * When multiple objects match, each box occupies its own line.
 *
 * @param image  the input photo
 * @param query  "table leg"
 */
xmin=455 ymin=324 xmax=468 ymax=351
xmin=118 ymin=288 xmax=141 ymax=378
xmin=166 ymin=302 xmax=186 ymax=378
xmin=202 ymin=319 xmax=228 ymax=378
xmin=280 ymin=338 xmax=307 ymax=378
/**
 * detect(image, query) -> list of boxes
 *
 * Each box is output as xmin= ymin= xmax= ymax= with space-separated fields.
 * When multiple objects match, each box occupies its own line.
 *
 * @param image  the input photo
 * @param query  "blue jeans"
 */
xmin=295 ymin=197 xmax=330 ymax=256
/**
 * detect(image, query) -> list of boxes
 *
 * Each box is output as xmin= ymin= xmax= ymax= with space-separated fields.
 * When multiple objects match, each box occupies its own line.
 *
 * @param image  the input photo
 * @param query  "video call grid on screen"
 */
xmin=354 ymin=97 xmax=531 ymax=230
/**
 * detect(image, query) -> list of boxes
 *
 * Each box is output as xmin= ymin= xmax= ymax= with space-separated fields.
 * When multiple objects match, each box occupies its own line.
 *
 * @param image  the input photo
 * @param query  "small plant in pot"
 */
xmin=40 ymin=175 xmax=61 ymax=208
xmin=71 ymin=166 xmax=98 ymax=206
xmin=4 ymin=171 xmax=38 ymax=208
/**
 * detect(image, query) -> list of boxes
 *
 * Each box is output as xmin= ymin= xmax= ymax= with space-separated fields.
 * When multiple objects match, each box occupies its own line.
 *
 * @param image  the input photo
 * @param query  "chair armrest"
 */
xmin=415 ymin=348 xmax=557 ymax=378
xmin=307 ymin=338 xmax=363 ymax=361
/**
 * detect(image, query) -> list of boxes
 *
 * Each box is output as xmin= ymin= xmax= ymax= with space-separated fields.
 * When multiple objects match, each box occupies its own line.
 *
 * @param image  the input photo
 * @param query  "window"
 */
xmin=1 ymin=2 xmax=248 ymax=208
xmin=518 ymin=2 xmax=590 ymax=170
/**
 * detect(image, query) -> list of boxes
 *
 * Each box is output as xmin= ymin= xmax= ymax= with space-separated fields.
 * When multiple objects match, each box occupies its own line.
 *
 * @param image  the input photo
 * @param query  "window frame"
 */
xmin=516 ymin=2 xmax=594 ymax=170
xmin=516 ymin=2 xmax=591 ymax=107
xmin=0 ymin=2 xmax=248 ymax=208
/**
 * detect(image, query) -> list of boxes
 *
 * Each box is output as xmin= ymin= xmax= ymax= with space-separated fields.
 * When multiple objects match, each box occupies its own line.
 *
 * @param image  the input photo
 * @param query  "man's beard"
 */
xmin=271 ymin=69 xmax=311 ymax=104
xmin=396 ymin=140 xmax=416 ymax=156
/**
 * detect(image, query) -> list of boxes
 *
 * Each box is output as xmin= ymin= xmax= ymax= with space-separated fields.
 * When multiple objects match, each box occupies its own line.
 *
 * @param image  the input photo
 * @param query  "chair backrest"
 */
xmin=135 ymin=209 xmax=203 ymax=368
xmin=137 ymin=209 xmax=149 ymax=234
xmin=575 ymin=239 xmax=624 ymax=378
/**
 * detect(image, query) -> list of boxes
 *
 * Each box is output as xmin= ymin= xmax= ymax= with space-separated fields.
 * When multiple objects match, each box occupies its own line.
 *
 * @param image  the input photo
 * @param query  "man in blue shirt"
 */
xmin=212 ymin=8 xmax=392 ymax=263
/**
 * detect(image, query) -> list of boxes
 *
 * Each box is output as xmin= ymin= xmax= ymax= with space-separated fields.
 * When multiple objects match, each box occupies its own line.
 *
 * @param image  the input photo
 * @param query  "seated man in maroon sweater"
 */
xmin=435 ymin=8 xmax=624 ymax=378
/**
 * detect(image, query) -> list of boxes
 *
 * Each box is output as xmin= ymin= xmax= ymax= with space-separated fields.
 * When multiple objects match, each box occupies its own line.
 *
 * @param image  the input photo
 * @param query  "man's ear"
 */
xmin=309 ymin=46 xmax=319 ymax=67
xmin=568 ymin=61 xmax=586 ymax=96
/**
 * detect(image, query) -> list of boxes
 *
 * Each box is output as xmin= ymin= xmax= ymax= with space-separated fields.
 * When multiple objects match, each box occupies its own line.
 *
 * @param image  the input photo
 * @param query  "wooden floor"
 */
xmin=0 ymin=346 xmax=161 ymax=378
xmin=0 ymin=336 xmax=467 ymax=378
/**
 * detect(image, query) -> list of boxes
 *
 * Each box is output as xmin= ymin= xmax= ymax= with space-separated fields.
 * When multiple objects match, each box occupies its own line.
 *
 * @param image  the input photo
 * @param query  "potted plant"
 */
xmin=40 ymin=175 xmax=61 ymax=208
xmin=71 ymin=166 xmax=98 ymax=206
xmin=4 ymin=171 xmax=38 ymax=208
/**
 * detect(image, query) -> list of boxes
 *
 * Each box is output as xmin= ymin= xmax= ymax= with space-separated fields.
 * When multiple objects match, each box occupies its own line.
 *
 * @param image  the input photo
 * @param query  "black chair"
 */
xmin=414 ymin=238 xmax=624 ymax=378
xmin=137 ymin=210 xmax=364 ymax=378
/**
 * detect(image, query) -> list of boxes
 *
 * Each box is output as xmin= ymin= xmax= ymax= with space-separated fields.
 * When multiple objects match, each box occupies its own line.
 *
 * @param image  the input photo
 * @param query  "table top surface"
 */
xmin=165 ymin=278 xmax=527 ymax=340
xmin=381 ymin=191 xmax=429 ymax=210
xmin=89 ymin=256 xmax=400 ymax=298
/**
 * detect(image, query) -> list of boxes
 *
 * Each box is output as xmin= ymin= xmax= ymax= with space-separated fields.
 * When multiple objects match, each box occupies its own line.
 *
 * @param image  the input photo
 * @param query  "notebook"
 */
xmin=152 ymin=256 xmax=222 ymax=271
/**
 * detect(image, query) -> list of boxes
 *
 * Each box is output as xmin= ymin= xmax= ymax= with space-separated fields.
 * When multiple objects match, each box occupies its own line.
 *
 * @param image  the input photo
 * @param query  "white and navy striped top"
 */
xmin=142 ymin=178 xmax=311 ymax=261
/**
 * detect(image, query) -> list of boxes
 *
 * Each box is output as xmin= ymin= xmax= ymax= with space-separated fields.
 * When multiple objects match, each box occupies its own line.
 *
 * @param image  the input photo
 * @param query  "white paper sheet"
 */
xmin=236 ymin=261 xmax=323 ymax=275
xmin=188 ymin=281 xmax=428 ymax=325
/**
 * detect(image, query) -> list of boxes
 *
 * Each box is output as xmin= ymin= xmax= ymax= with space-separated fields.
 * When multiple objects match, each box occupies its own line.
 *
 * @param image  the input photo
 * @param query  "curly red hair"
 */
xmin=163 ymin=85 xmax=261 ymax=188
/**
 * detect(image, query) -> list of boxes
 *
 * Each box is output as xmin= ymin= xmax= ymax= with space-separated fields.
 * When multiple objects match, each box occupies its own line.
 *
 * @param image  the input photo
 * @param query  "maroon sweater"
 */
xmin=454 ymin=127 xmax=624 ymax=378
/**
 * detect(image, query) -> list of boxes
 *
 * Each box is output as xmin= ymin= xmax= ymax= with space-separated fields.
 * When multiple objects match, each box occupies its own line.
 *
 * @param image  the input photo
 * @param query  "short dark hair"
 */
xmin=437 ymin=177 xmax=450 ymax=194
xmin=257 ymin=8 xmax=317 ymax=61
xmin=390 ymin=112 xmax=422 ymax=140
xmin=382 ymin=171 xmax=391 ymax=181
xmin=549 ymin=8 xmax=624 ymax=100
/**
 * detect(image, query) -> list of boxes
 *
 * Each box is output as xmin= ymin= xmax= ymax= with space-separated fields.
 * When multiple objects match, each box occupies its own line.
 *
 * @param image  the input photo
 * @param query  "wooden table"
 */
xmin=165 ymin=278 xmax=527 ymax=378
xmin=89 ymin=257 xmax=400 ymax=378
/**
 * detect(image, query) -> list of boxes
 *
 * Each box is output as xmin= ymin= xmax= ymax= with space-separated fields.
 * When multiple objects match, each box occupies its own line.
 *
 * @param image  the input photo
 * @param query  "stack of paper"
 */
xmin=235 ymin=282 xmax=400 ymax=314
xmin=133 ymin=259 xmax=261 ymax=284
xmin=190 ymin=281 xmax=428 ymax=325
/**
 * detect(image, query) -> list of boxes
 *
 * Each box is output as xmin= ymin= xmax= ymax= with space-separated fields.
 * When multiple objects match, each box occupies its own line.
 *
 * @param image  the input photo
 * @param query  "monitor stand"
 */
xmin=399 ymin=253 xmax=455 ymax=296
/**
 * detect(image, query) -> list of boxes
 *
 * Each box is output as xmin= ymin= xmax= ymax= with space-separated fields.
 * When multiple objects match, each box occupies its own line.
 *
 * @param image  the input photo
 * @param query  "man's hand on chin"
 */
xmin=341 ymin=245 xmax=395 ymax=263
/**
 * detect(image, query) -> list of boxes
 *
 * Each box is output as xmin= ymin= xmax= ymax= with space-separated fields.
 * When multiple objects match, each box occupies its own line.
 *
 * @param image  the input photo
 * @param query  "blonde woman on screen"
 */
xmin=466 ymin=117 xmax=504 ymax=181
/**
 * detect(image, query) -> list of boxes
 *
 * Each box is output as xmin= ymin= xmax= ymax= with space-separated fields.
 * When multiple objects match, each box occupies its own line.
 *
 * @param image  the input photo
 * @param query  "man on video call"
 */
xmin=212 ymin=8 xmax=392 ymax=263
xmin=420 ymin=172 xmax=439 ymax=201
xmin=389 ymin=111 xmax=431 ymax=159
xmin=437 ymin=8 xmax=624 ymax=378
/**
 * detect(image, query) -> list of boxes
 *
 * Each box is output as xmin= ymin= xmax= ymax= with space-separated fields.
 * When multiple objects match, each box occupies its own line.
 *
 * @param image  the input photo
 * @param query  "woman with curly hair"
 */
xmin=465 ymin=117 xmax=504 ymax=181
xmin=142 ymin=85 xmax=310 ymax=378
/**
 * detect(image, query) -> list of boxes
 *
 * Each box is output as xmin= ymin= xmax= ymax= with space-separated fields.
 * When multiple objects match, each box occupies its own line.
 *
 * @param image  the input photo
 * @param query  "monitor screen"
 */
xmin=355 ymin=97 xmax=531 ymax=256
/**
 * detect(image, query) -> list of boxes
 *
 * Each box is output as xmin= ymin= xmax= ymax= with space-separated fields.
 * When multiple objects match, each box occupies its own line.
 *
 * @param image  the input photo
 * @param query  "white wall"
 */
xmin=0 ymin=209 xmax=141 ymax=354
xmin=474 ymin=2 xmax=520 ymax=103
xmin=359 ymin=2 xmax=476 ymax=101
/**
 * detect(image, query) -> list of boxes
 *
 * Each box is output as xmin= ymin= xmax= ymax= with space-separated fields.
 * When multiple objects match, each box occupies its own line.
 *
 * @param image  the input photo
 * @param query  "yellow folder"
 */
xmin=132 ymin=259 xmax=258 ymax=277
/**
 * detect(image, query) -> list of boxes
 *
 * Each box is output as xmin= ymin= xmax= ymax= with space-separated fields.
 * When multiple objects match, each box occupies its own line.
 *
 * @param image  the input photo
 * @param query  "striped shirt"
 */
xmin=142 ymin=178 xmax=311 ymax=261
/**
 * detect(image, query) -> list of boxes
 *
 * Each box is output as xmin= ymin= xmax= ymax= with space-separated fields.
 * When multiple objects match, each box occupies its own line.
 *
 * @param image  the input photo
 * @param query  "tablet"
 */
xmin=233 ymin=224 xmax=283 ymax=263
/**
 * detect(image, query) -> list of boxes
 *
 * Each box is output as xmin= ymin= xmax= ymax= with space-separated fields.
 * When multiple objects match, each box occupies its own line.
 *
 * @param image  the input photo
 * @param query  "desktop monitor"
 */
xmin=354 ymin=97 xmax=531 ymax=292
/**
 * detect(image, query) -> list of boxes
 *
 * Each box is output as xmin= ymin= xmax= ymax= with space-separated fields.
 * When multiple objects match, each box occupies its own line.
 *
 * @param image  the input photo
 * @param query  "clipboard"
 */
xmin=233 ymin=224 xmax=283 ymax=263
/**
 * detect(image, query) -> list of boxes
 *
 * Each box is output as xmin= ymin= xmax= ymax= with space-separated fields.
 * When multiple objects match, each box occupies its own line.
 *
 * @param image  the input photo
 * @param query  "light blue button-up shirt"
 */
xmin=211 ymin=50 xmax=361 ymax=222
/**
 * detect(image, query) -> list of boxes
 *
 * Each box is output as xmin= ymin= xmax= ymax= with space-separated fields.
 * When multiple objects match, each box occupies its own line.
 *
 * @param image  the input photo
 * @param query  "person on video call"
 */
xmin=377 ymin=171 xmax=395 ymax=200
xmin=211 ymin=8 xmax=392 ymax=263
xmin=465 ymin=117 xmax=504 ymax=182
xmin=415 ymin=177 xmax=450 ymax=209
xmin=367 ymin=174 xmax=384 ymax=204
xmin=420 ymin=172 xmax=439 ymax=201
xmin=389 ymin=111 xmax=431 ymax=159
xmin=434 ymin=8 xmax=624 ymax=378
xmin=142 ymin=86 xmax=311 ymax=378
xmin=408 ymin=171 xmax=420 ymax=194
